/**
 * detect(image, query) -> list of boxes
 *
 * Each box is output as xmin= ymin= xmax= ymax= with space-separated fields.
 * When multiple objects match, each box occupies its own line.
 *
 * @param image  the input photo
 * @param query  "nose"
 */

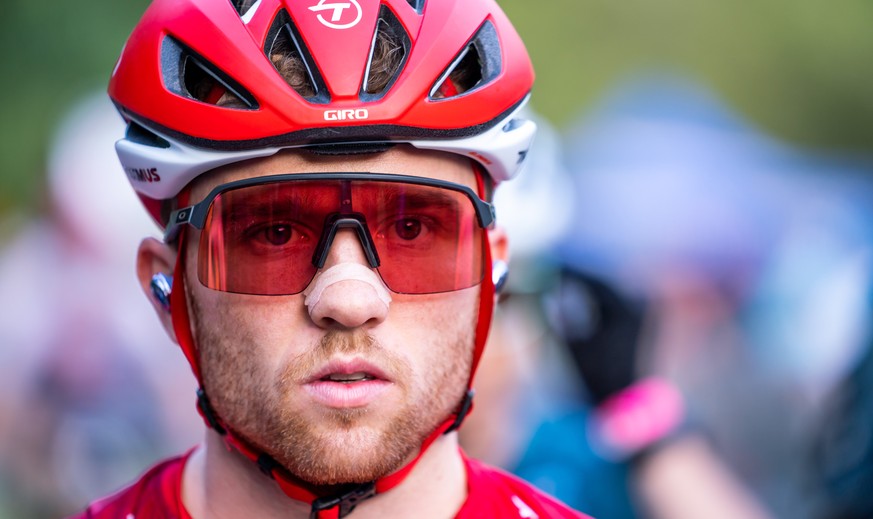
xmin=304 ymin=230 xmax=391 ymax=329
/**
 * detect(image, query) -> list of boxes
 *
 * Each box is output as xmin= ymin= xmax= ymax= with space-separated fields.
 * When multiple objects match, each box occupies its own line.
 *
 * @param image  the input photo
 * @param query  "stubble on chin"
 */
xmin=190 ymin=285 xmax=474 ymax=486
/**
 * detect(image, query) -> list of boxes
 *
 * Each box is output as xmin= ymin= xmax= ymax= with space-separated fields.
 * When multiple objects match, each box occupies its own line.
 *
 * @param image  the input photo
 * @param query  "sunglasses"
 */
xmin=165 ymin=173 xmax=495 ymax=295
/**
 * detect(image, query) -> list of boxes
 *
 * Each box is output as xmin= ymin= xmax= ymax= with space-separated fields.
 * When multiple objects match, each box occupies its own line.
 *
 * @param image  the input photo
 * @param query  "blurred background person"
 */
xmin=553 ymin=76 xmax=873 ymax=519
xmin=466 ymin=75 xmax=873 ymax=519
xmin=0 ymin=94 xmax=201 ymax=518
xmin=811 ymin=339 xmax=873 ymax=519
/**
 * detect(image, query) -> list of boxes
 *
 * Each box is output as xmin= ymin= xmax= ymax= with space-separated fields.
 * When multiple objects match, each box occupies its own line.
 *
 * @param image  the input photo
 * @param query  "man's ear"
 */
xmin=489 ymin=226 xmax=509 ymax=296
xmin=489 ymin=225 xmax=509 ymax=264
xmin=137 ymin=237 xmax=178 ymax=343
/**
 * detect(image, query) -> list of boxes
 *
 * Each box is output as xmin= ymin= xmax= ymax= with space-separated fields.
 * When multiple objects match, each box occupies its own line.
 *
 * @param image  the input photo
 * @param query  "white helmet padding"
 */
xmin=115 ymin=99 xmax=536 ymax=204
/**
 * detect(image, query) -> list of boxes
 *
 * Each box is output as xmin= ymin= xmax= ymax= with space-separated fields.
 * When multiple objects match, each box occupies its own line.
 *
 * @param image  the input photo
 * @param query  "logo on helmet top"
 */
xmin=324 ymin=109 xmax=369 ymax=121
xmin=309 ymin=0 xmax=363 ymax=29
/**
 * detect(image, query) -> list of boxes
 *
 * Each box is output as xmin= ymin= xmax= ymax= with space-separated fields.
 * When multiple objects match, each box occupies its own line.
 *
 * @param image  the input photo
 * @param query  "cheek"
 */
xmin=187 ymin=277 xmax=313 ymax=380
xmin=394 ymin=288 xmax=479 ymax=385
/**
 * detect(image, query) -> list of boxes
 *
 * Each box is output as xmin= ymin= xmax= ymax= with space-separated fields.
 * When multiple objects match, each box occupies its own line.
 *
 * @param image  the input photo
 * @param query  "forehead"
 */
xmin=190 ymin=145 xmax=478 ymax=203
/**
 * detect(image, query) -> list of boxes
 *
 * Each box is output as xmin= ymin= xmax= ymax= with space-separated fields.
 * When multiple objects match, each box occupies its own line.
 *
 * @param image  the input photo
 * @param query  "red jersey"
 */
xmin=70 ymin=450 xmax=590 ymax=519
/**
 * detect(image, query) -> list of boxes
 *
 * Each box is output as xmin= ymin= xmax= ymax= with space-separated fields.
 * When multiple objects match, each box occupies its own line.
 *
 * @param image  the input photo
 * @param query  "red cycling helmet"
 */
xmin=109 ymin=0 xmax=535 ymax=516
xmin=110 ymin=0 xmax=536 ymax=225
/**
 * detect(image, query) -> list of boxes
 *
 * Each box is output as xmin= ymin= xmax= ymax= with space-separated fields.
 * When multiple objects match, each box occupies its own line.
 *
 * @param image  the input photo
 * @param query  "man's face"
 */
xmin=185 ymin=146 xmax=479 ymax=485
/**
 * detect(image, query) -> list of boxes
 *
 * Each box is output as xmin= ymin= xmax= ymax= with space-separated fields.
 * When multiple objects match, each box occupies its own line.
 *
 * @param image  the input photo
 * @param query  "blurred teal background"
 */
xmin=1 ymin=0 xmax=872 ymax=221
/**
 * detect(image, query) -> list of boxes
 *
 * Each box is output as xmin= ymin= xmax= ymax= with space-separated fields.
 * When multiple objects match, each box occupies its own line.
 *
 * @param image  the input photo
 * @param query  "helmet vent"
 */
xmin=361 ymin=5 xmax=410 ymax=100
xmin=429 ymin=20 xmax=502 ymax=100
xmin=265 ymin=10 xmax=330 ymax=104
xmin=161 ymin=36 xmax=258 ymax=109
xmin=127 ymin=121 xmax=170 ymax=149
xmin=229 ymin=0 xmax=258 ymax=18
xmin=404 ymin=0 xmax=425 ymax=14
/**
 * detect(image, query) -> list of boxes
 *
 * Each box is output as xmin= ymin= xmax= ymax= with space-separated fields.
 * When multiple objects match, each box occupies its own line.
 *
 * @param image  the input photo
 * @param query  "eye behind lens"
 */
xmin=395 ymin=218 xmax=422 ymax=240
xmin=264 ymin=224 xmax=294 ymax=245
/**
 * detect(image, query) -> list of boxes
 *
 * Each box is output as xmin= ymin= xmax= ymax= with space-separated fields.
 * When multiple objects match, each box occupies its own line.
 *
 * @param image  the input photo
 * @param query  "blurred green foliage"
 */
xmin=0 ymin=1 xmax=151 ymax=216
xmin=500 ymin=0 xmax=873 ymax=151
xmin=0 ymin=0 xmax=871 ymax=218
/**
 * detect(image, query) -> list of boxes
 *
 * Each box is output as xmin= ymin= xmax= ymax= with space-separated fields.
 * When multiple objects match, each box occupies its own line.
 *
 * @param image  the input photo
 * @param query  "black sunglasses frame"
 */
xmin=164 ymin=172 xmax=496 ymax=243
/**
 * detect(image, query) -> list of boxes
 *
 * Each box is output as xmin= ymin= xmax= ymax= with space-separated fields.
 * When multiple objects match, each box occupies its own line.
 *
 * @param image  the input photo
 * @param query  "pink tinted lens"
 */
xmin=198 ymin=181 xmax=335 ymax=295
xmin=357 ymin=182 xmax=485 ymax=294
xmin=197 ymin=179 xmax=485 ymax=295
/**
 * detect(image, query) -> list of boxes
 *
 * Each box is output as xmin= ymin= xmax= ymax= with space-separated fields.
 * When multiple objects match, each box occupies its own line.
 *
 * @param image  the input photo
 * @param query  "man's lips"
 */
xmin=303 ymin=358 xmax=394 ymax=408
xmin=306 ymin=358 xmax=391 ymax=384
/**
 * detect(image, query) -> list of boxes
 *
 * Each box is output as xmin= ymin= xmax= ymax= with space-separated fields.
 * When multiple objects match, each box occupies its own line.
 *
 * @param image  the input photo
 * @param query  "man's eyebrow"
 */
xmin=375 ymin=187 xmax=463 ymax=211
xmin=222 ymin=186 xmax=332 ymax=217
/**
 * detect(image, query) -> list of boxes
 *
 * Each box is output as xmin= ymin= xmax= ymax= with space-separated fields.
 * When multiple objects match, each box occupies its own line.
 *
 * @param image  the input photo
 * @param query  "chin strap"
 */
xmin=168 ymin=169 xmax=496 ymax=518
xmin=309 ymin=484 xmax=376 ymax=519
xmin=195 ymin=379 xmax=474 ymax=518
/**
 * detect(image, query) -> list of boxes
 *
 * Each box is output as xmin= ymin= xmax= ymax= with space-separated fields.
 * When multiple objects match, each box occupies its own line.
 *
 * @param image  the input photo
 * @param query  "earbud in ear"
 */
xmin=492 ymin=260 xmax=509 ymax=294
xmin=150 ymin=273 xmax=173 ymax=312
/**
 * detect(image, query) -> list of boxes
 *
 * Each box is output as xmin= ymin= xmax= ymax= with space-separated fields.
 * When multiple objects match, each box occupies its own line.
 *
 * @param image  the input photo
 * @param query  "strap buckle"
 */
xmin=310 ymin=482 xmax=376 ymax=519
xmin=197 ymin=388 xmax=227 ymax=435
xmin=446 ymin=389 xmax=475 ymax=433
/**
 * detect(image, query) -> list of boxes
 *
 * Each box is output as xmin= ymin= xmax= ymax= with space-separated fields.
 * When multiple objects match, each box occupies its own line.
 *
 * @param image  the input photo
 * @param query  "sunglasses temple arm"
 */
xmin=476 ymin=199 xmax=496 ymax=228
xmin=164 ymin=205 xmax=197 ymax=243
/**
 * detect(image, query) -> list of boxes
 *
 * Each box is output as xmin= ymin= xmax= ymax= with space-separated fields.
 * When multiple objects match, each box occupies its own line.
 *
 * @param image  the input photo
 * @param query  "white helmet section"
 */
xmin=492 ymin=110 xmax=573 ymax=287
xmin=49 ymin=94 xmax=160 ymax=255
xmin=114 ymin=101 xmax=536 ymax=204
xmin=115 ymin=130 xmax=280 ymax=201
xmin=410 ymin=99 xmax=537 ymax=183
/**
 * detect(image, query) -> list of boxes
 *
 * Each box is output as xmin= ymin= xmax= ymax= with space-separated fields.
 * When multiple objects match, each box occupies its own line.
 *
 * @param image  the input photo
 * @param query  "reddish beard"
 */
xmin=191 ymin=291 xmax=472 ymax=486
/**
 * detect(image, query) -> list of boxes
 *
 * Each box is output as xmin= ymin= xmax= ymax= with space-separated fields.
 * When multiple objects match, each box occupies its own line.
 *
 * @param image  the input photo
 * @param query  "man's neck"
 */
xmin=182 ymin=429 xmax=468 ymax=519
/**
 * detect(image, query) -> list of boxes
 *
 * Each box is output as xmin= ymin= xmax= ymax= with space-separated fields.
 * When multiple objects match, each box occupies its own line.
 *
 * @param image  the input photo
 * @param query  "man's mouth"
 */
xmin=323 ymin=372 xmax=376 ymax=383
xmin=309 ymin=359 xmax=390 ymax=384
xmin=304 ymin=359 xmax=393 ymax=408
